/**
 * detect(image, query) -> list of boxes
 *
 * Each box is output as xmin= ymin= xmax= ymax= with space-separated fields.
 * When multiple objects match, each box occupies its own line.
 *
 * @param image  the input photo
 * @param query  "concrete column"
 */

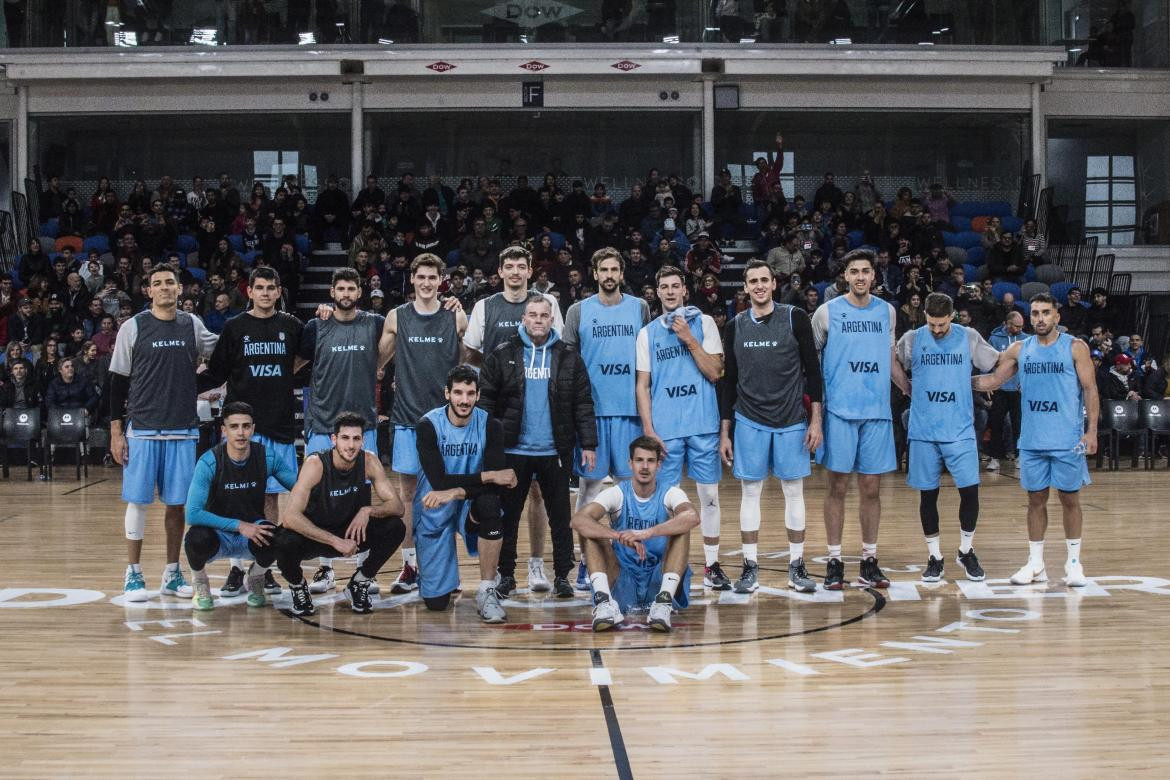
xmin=702 ymin=76 xmax=715 ymax=199
xmin=351 ymin=80 xmax=364 ymax=194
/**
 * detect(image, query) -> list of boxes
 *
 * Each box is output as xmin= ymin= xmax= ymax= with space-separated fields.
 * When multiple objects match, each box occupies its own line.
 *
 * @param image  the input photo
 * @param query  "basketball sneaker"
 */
xmin=476 ymin=586 xmax=507 ymax=624
xmin=367 ymin=579 xmax=380 ymax=595
xmin=346 ymin=575 xmax=374 ymax=614
xmin=289 ymin=582 xmax=316 ymax=616
xmin=703 ymin=562 xmax=732 ymax=590
xmin=390 ymin=562 xmax=418 ymax=594
xmin=788 ymin=558 xmax=816 ymax=593
xmin=647 ymin=591 xmax=673 ymax=632
xmin=858 ymin=557 xmax=890 ymax=588
xmin=527 ymin=558 xmax=551 ymax=593
xmin=575 ymin=560 xmax=589 ymax=590
xmin=192 ymin=571 xmax=214 ymax=611
xmin=733 ymin=560 xmax=759 ymax=593
xmin=262 ymin=569 xmax=282 ymax=595
xmin=824 ymin=558 xmax=845 ymax=590
xmin=922 ymin=556 xmax=945 ymax=583
xmin=553 ymin=576 xmax=574 ymax=599
xmin=123 ymin=568 xmax=148 ymax=603
xmin=1009 ymin=561 xmax=1048 ymax=585
xmin=308 ymin=566 xmax=335 ymax=594
xmin=495 ymin=575 xmax=517 ymax=598
xmin=591 ymin=592 xmax=623 ymax=632
xmin=220 ymin=565 xmax=245 ymax=597
xmin=986 ymin=458 xmax=1000 ymax=472
xmin=956 ymin=549 xmax=986 ymax=581
xmin=245 ymin=570 xmax=267 ymax=608
xmin=1064 ymin=560 xmax=1087 ymax=587
xmin=159 ymin=567 xmax=193 ymax=597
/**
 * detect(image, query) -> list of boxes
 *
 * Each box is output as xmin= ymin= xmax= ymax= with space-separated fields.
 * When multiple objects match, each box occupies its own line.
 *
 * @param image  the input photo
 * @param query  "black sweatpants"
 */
xmin=184 ymin=525 xmax=277 ymax=571
xmin=988 ymin=389 xmax=1021 ymax=459
xmin=499 ymin=453 xmax=574 ymax=580
xmin=272 ymin=517 xmax=406 ymax=585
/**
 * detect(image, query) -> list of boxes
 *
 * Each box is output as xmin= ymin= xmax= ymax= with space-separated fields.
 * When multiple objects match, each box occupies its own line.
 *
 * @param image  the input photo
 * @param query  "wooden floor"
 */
xmin=3 ymin=462 xmax=1169 ymax=778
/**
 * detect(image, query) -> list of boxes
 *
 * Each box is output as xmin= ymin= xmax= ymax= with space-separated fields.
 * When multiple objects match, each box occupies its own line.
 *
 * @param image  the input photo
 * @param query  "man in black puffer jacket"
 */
xmin=479 ymin=294 xmax=597 ymax=598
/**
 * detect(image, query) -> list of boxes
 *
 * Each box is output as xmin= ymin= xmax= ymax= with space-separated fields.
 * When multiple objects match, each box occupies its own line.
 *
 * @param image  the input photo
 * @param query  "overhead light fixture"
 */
xmin=189 ymin=28 xmax=218 ymax=46
xmin=298 ymin=32 xmax=316 ymax=45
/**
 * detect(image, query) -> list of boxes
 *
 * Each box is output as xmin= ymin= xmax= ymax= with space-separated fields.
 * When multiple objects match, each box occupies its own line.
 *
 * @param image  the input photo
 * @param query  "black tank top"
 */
xmin=206 ymin=441 xmax=268 ymax=524
xmin=305 ymin=451 xmax=370 ymax=533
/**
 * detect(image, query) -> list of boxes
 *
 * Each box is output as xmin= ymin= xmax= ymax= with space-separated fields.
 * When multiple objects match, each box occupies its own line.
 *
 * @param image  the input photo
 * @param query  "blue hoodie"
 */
xmin=989 ymin=324 xmax=1026 ymax=391
xmin=509 ymin=323 xmax=560 ymax=456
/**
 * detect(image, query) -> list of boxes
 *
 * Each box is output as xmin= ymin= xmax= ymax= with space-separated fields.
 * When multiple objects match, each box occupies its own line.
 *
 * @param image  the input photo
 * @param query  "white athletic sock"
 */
xmin=318 ymin=557 xmax=332 ymax=568
xmin=703 ymin=544 xmax=720 ymax=566
xmin=403 ymin=548 xmax=417 ymax=567
xmin=742 ymin=543 xmax=758 ymax=563
xmin=659 ymin=572 xmax=681 ymax=598
xmin=1065 ymin=538 xmax=1081 ymax=565
xmin=475 ymin=579 xmax=493 ymax=594
xmin=528 ymin=556 xmax=543 ymax=565
xmin=589 ymin=572 xmax=611 ymax=598
xmin=926 ymin=536 xmax=942 ymax=560
xmin=353 ymin=569 xmax=370 ymax=582
xmin=127 ymin=563 xmax=141 ymax=574
xmin=789 ymin=541 xmax=804 ymax=561
xmin=827 ymin=544 xmax=842 ymax=561
xmin=861 ymin=543 xmax=877 ymax=560
xmin=164 ymin=561 xmax=179 ymax=573
xmin=959 ymin=530 xmax=975 ymax=554
xmin=1028 ymin=540 xmax=1045 ymax=567
xmin=229 ymin=558 xmax=245 ymax=569
xmin=247 ymin=562 xmax=264 ymax=576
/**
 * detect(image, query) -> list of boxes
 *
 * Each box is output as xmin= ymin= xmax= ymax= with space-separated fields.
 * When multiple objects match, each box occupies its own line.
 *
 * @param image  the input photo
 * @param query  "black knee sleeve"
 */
xmin=958 ymin=485 xmax=979 ymax=533
xmin=470 ymin=493 xmax=503 ymax=541
xmin=423 ymin=593 xmax=452 ymax=611
xmin=919 ymin=488 xmax=941 ymax=537
xmin=183 ymin=526 xmax=220 ymax=570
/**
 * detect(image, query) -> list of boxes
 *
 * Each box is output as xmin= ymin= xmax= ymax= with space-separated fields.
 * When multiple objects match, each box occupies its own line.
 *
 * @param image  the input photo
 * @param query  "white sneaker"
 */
xmin=986 ymin=458 xmax=1000 ymax=472
xmin=159 ymin=567 xmax=193 ymax=597
xmin=1009 ymin=561 xmax=1048 ymax=585
xmin=309 ymin=566 xmax=335 ymax=594
xmin=367 ymin=579 xmax=380 ymax=595
xmin=591 ymin=594 xmax=624 ymax=632
xmin=527 ymin=558 xmax=551 ymax=592
xmin=647 ymin=594 xmax=673 ymax=632
xmin=1064 ymin=561 xmax=1087 ymax=587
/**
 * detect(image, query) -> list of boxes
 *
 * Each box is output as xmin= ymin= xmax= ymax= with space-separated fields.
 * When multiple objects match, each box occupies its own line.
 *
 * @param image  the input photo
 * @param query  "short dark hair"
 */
xmin=841 ymin=249 xmax=875 ymax=272
xmin=629 ymin=435 xmax=665 ymax=461
xmin=331 ymin=267 xmax=361 ymax=287
xmin=655 ymin=264 xmax=686 ymax=287
xmin=332 ymin=411 xmax=366 ymax=434
xmin=498 ymin=246 xmax=531 ymax=268
xmin=248 ymin=266 xmax=280 ymax=287
xmin=221 ymin=401 xmax=255 ymax=421
xmin=591 ymin=247 xmax=624 ymax=272
xmin=148 ymin=262 xmax=179 ymax=283
xmin=410 ymin=253 xmax=444 ymax=276
xmin=1030 ymin=292 xmax=1058 ymax=308
xmin=445 ymin=364 xmax=480 ymax=391
xmin=744 ymin=259 xmax=773 ymax=280
xmin=924 ymin=292 xmax=954 ymax=318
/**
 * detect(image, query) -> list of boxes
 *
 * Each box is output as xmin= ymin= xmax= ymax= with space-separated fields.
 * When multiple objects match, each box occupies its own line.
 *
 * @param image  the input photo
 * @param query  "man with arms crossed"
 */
xmin=896 ymin=293 xmax=1000 ymax=582
xmin=975 ymin=293 xmax=1098 ymax=587
xmin=719 ymin=259 xmax=823 ymax=594
xmin=635 ymin=265 xmax=727 ymax=590
xmin=110 ymin=262 xmax=217 ymax=601
xmin=571 ymin=436 xmax=699 ymax=632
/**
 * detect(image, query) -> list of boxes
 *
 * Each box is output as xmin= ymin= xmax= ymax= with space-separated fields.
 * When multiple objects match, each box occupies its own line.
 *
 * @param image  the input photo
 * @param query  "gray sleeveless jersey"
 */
xmin=481 ymin=293 xmax=529 ymax=356
xmin=111 ymin=310 xmax=203 ymax=431
xmin=307 ymin=311 xmax=381 ymax=433
xmin=731 ymin=305 xmax=806 ymax=428
xmin=390 ymin=303 xmax=460 ymax=427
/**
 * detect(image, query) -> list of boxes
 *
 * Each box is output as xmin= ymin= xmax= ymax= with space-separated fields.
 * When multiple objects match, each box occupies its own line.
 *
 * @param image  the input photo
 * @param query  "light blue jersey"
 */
xmin=609 ymin=480 xmax=690 ymax=612
xmin=644 ymin=313 xmax=719 ymax=440
xmin=908 ymin=324 xmax=974 ymax=443
xmin=578 ymin=294 xmax=643 ymax=418
xmin=817 ymin=295 xmax=894 ymax=421
xmin=1018 ymin=333 xmax=1083 ymax=451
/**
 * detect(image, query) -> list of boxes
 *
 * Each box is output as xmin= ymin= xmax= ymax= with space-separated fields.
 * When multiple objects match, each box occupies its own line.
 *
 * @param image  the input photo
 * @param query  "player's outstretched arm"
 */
xmin=973 ymin=341 xmax=1022 ymax=393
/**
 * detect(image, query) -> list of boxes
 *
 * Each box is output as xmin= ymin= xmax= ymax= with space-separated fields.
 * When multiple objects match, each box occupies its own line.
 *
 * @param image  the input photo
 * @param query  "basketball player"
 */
xmin=109 ymin=262 xmax=217 ymax=601
xmin=293 ymin=267 xmax=383 ymax=595
xmin=200 ymin=266 xmax=302 ymax=598
xmin=562 ymin=247 xmax=651 ymax=589
xmin=183 ymin=402 xmax=298 ymax=610
xmin=896 ymin=293 xmax=1000 ymax=582
xmin=811 ymin=249 xmax=911 ymax=590
xmin=273 ymin=412 xmax=407 ymax=615
xmin=719 ymin=260 xmax=823 ymax=593
xmin=634 ymin=265 xmax=726 ymax=589
xmin=414 ymin=365 xmax=517 ymax=623
xmin=571 ymin=436 xmax=698 ymax=633
xmin=974 ymin=293 xmax=1098 ymax=587
xmin=464 ymin=246 xmax=563 ymax=593
xmin=379 ymin=254 xmax=468 ymax=595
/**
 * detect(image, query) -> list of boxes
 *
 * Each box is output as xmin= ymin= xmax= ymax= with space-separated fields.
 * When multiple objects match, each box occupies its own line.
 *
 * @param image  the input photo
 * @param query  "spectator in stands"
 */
xmin=1018 ymin=218 xmax=1047 ymax=263
xmin=765 ymin=232 xmax=804 ymax=279
xmin=640 ymin=283 xmax=660 ymax=317
xmin=987 ymin=231 xmax=1026 ymax=281
xmin=888 ymin=186 xmax=914 ymax=221
xmin=313 ymin=175 xmax=350 ymax=243
xmin=801 ymin=285 xmax=820 ymax=318
xmin=1059 ymin=286 xmax=1089 ymax=337
xmin=1142 ymin=354 xmax=1167 ymax=399
xmin=79 ymin=297 xmax=105 ymax=339
xmin=813 ymin=172 xmax=843 ymax=212
xmin=0 ymin=278 xmax=14 ymax=344
xmin=58 ymin=199 xmax=85 ymax=238
xmin=39 ymin=175 xmax=66 ymax=221
xmin=92 ymin=314 xmax=117 ymax=357
xmin=218 ymin=174 xmax=241 ymax=211
xmin=861 ymin=201 xmax=888 ymax=246
xmin=589 ymin=183 xmax=613 ymax=218
xmin=7 ymin=297 xmax=44 ymax=349
xmin=124 ymin=179 xmax=149 ymax=215
xmin=0 ymin=359 xmax=40 ymax=411
xmin=981 ymin=216 xmax=1003 ymax=252
xmin=853 ymin=171 xmax=882 ymax=216
xmin=19 ymin=240 xmax=51 ymax=289
xmin=873 ymin=249 xmax=902 ymax=301
xmin=684 ymin=202 xmax=713 ymax=242
xmin=618 ymin=183 xmax=648 ymax=231
xmin=709 ymin=168 xmax=744 ymax=242
xmin=351 ymin=175 xmax=386 ymax=220
xmin=203 ymin=293 xmax=236 ymax=336
xmin=935 ymin=265 xmax=965 ymax=300
xmin=750 ymin=132 xmax=786 ymax=217
xmin=685 ymin=232 xmax=722 ymax=281
xmin=911 ymin=210 xmax=945 ymax=256
xmin=922 ymin=183 xmax=955 ymax=228
xmin=45 ymin=354 xmax=99 ymax=415
xmin=1125 ymin=334 xmax=1148 ymax=376
xmin=1102 ymin=353 xmax=1141 ymax=401
xmin=896 ymin=291 xmax=926 ymax=338
xmin=1087 ymin=287 xmax=1119 ymax=334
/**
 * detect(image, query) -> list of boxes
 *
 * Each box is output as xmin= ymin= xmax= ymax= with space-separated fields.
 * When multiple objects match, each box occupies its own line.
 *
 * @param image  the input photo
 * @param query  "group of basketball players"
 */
xmin=108 ymin=242 xmax=1098 ymax=633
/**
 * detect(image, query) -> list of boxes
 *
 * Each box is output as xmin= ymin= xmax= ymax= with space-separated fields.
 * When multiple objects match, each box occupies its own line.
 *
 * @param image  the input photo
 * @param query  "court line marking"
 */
xmin=62 ymin=479 xmax=107 ymax=495
xmin=591 ymin=649 xmax=633 ymax=780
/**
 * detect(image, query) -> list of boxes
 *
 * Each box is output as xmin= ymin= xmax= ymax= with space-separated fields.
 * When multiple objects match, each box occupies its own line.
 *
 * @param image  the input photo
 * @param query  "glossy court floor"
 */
xmin=1 ymin=462 xmax=1168 ymax=778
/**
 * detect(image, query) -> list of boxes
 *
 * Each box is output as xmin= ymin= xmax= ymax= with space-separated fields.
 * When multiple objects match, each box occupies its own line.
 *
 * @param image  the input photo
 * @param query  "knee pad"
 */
xmin=781 ymin=479 xmax=806 ymax=532
xmin=739 ymin=480 xmax=763 ymax=533
xmin=470 ymin=494 xmax=503 ymax=541
xmin=696 ymin=482 xmax=721 ymax=538
xmin=124 ymin=503 xmax=148 ymax=541
xmin=423 ymin=593 xmax=452 ymax=611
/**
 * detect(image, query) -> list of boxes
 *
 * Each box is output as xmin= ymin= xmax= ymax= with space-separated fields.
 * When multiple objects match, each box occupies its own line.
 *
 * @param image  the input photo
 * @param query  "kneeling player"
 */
xmin=273 ymin=412 xmax=406 ymax=615
xmin=571 ymin=436 xmax=698 ymax=633
xmin=184 ymin=402 xmax=299 ymax=610
xmin=414 ymin=365 xmax=517 ymax=623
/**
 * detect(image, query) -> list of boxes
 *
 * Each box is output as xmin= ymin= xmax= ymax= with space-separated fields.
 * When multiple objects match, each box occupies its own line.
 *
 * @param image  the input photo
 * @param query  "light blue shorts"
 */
xmin=609 ymin=558 xmax=691 ymax=613
xmin=1019 ymin=448 xmax=1091 ymax=493
xmin=660 ymin=432 xmax=721 ymax=486
xmin=907 ymin=439 xmax=980 ymax=490
xmin=305 ymin=429 xmax=378 ymax=457
xmin=252 ymin=433 xmax=297 ymax=494
xmin=733 ymin=419 xmax=811 ymax=482
xmin=816 ymin=413 xmax=896 ymax=475
xmin=122 ymin=437 xmax=196 ymax=506
xmin=392 ymin=426 xmax=421 ymax=475
xmin=575 ymin=416 xmax=642 ymax=480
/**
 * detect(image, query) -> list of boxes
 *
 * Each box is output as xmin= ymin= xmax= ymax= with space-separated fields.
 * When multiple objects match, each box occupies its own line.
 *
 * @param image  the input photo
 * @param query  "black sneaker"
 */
xmin=263 ymin=569 xmax=281 ymax=595
xmin=553 ymin=576 xmax=574 ymax=599
xmin=922 ymin=556 xmax=945 ymax=583
xmin=703 ymin=562 xmax=732 ymax=590
xmin=289 ymin=582 xmax=316 ymax=616
xmin=346 ymin=575 xmax=373 ymax=614
xmin=858 ymin=556 xmax=890 ymax=588
xmin=733 ymin=560 xmax=759 ymax=593
xmin=824 ymin=557 xmax=845 ymax=590
xmin=956 ymin=549 xmax=986 ymax=581
xmin=495 ymin=575 xmax=517 ymax=598
xmin=220 ymin=565 xmax=245 ymax=597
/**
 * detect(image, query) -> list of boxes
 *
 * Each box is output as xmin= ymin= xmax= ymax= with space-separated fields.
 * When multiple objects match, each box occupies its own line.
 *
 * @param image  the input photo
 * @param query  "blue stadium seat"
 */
xmin=82 ymin=235 xmax=109 ymax=254
xmin=446 ymin=249 xmax=461 ymax=268
xmin=963 ymin=264 xmax=979 ymax=281
xmin=814 ymin=281 xmax=830 ymax=300
xmin=1023 ymin=264 xmax=1036 ymax=282
xmin=227 ymin=235 xmax=245 ymax=253
xmin=942 ymin=231 xmax=958 ymax=246
xmin=966 ymin=246 xmax=985 ymax=265
xmin=847 ymin=230 xmax=863 ymax=249
xmin=176 ymin=234 xmax=197 ymax=254
xmin=547 ymin=232 xmax=566 ymax=251
xmin=945 ymin=246 xmax=968 ymax=265
xmin=949 ymin=202 xmax=982 ymax=218
xmin=983 ymin=201 xmax=1014 ymax=217
xmin=950 ymin=216 xmax=972 ymax=232
xmin=1049 ymin=281 xmax=1076 ymax=305
xmin=991 ymin=281 xmax=1022 ymax=302
xmin=1003 ymin=216 xmax=1025 ymax=233
xmin=294 ymin=235 xmax=310 ymax=256
xmin=242 ymin=250 xmax=260 ymax=266
xmin=1014 ymin=301 xmax=1030 ymax=316
xmin=186 ymin=267 xmax=207 ymax=282
xmin=952 ymin=231 xmax=983 ymax=249
xmin=39 ymin=219 xmax=59 ymax=239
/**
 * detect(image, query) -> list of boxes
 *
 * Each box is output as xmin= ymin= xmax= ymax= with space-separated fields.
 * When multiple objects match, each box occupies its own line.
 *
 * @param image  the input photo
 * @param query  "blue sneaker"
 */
xmin=575 ymin=560 xmax=589 ymax=590
xmin=159 ymin=567 xmax=193 ymax=598
xmin=124 ymin=569 xmax=148 ymax=603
